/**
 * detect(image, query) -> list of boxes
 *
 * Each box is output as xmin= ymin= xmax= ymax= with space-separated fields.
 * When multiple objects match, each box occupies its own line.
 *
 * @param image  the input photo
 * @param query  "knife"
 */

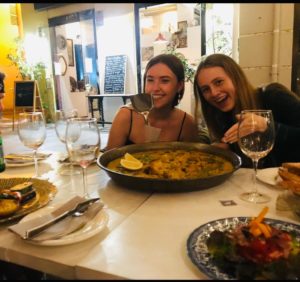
xmin=25 ymin=197 xmax=100 ymax=239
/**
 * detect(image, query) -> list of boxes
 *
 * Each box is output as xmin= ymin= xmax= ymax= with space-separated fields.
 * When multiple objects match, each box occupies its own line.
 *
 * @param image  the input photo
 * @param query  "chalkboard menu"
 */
xmin=14 ymin=81 xmax=36 ymax=107
xmin=104 ymin=55 xmax=127 ymax=94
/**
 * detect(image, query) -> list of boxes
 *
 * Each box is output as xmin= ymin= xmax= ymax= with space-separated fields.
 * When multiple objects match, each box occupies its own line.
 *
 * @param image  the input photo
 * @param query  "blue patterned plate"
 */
xmin=187 ymin=217 xmax=300 ymax=280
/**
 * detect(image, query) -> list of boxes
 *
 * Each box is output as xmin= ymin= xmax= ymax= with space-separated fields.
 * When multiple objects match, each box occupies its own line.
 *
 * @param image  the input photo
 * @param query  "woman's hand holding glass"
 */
xmin=17 ymin=112 xmax=46 ymax=178
xmin=237 ymin=110 xmax=275 ymax=203
xmin=65 ymin=117 xmax=100 ymax=198
xmin=222 ymin=113 xmax=268 ymax=144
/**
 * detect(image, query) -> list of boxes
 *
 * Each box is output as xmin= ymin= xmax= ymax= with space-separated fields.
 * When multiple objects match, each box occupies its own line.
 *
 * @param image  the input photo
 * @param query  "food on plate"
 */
xmin=0 ymin=199 xmax=20 ymax=216
xmin=282 ymin=162 xmax=300 ymax=175
xmin=277 ymin=163 xmax=300 ymax=195
xmin=10 ymin=181 xmax=33 ymax=194
xmin=206 ymin=207 xmax=300 ymax=279
xmin=0 ymin=182 xmax=38 ymax=217
xmin=108 ymin=149 xmax=234 ymax=179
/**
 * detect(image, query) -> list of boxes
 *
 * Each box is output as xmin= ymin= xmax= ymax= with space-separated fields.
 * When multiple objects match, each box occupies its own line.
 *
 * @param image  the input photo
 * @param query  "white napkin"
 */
xmin=9 ymin=196 xmax=104 ymax=241
xmin=5 ymin=152 xmax=51 ymax=164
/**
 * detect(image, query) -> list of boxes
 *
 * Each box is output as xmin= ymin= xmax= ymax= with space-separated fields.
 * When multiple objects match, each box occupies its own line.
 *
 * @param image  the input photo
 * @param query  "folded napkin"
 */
xmin=5 ymin=153 xmax=51 ymax=164
xmin=9 ymin=195 xmax=104 ymax=241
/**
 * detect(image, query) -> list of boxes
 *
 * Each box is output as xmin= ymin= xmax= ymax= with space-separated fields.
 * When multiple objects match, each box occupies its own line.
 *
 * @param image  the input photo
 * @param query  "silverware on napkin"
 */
xmin=5 ymin=153 xmax=51 ymax=163
xmin=8 ymin=196 xmax=102 ymax=240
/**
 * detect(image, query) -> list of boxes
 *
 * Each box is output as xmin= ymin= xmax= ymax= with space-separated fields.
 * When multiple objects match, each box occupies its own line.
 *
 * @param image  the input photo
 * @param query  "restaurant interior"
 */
xmin=0 ymin=3 xmax=299 ymax=126
xmin=0 ymin=3 xmax=299 ymax=280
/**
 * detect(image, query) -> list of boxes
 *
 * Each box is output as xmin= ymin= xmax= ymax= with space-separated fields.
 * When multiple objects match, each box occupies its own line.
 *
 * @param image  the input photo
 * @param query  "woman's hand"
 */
xmin=221 ymin=113 xmax=267 ymax=144
xmin=211 ymin=142 xmax=230 ymax=150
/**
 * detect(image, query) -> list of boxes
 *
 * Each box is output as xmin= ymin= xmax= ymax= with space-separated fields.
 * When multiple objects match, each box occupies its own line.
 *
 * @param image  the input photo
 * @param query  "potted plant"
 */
xmin=6 ymin=37 xmax=54 ymax=122
xmin=163 ymin=44 xmax=197 ymax=83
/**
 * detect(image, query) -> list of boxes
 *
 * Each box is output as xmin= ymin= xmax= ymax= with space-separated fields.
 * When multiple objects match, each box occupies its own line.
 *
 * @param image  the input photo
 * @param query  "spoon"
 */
xmin=129 ymin=93 xmax=154 ymax=125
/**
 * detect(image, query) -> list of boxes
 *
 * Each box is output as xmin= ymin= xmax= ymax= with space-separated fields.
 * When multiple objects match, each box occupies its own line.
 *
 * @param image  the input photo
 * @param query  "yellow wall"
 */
xmin=0 ymin=4 xmax=21 ymax=111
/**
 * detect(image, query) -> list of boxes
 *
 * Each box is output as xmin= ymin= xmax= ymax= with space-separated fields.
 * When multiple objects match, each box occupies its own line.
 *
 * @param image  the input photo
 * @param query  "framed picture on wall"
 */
xmin=141 ymin=46 xmax=154 ymax=62
xmin=67 ymin=39 xmax=74 ymax=66
xmin=177 ymin=21 xmax=188 ymax=48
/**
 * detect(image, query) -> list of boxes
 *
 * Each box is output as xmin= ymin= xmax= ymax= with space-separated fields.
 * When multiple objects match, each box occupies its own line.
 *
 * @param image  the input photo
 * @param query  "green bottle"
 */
xmin=0 ymin=134 xmax=5 ymax=172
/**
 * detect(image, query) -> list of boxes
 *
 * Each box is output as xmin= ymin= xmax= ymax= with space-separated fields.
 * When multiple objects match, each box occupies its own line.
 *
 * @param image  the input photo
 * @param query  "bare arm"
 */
xmin=105 ymin=107 xmax=132 ymax=151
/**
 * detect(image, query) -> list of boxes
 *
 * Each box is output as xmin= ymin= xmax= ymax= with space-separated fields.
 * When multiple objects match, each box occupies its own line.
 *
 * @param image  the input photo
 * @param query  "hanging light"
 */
xmin=154 ymin=32 xmax=168 ymax=44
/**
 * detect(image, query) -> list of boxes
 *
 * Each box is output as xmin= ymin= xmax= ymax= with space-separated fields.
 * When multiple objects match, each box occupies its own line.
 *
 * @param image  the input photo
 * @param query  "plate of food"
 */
xmin=187 ymin=207 xmax=300 ymax=280
xmin=0 ymin=178 xmax=57 ymax=223
xmin=98 ymin=142 xmax=242 ymax=192
xmin=276 ymin=163 xmax=300 ymax=196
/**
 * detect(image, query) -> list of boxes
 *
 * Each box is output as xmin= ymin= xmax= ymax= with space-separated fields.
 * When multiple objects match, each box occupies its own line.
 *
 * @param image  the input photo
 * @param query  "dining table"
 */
xmin=0 ymin=125 xmax=299 ymax=279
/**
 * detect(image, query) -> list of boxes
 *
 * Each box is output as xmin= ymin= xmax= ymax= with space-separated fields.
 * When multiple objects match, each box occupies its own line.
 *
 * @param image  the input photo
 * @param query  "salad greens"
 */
xmin=207 ymin=227 xmax=300 ymax=280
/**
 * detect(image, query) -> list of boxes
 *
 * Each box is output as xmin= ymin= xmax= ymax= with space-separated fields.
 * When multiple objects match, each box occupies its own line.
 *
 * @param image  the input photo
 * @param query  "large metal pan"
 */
xmin=97 ymin=142 xmax=242 ymax=193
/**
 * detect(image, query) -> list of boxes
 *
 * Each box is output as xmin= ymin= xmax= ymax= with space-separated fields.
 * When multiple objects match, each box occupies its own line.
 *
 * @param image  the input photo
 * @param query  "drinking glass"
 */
xmin=238 ymin=110 xmax=275 ymax=203
xmin=17 ymin=112 xmax=46 ymax=178
xmin=65 ymin=117 xmax=100 ymax=198
xmin=55 ymin=109 xmax=81 ymax=175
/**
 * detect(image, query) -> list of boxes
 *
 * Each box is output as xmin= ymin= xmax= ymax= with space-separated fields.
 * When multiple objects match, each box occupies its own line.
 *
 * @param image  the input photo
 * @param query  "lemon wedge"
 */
xmin=120 ymin=159 xmax=143 ymax=170
xmin=124 ymin=152 xmax=139 ymax=162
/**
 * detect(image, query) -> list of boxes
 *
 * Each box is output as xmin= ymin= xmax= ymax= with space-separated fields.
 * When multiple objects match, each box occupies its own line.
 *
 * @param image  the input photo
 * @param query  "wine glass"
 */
xmin=65 ymin=117 xmax=100 ymax=198
xmin=17 ymin=112 xmax=46 ymax=178
xmin=55 ymin=109 xmax=81 ymax=175
xmin=238 ymin=110 xmax=275 ymax=203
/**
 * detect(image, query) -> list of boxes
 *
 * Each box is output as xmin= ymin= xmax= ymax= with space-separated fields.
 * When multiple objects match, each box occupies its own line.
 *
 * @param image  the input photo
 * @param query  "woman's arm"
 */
xmin=104 ymin=107 xmax=132 ymax=151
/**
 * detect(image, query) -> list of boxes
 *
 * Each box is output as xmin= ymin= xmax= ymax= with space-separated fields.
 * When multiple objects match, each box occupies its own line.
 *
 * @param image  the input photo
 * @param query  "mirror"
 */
xmin=48 ymin=9 xmax=99 ymax=115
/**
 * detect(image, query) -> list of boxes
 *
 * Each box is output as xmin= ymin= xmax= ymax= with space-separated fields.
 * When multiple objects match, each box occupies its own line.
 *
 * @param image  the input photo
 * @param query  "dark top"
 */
xmin=227 ymin=83 xmax=300 ymax=168
xmin=125 ymin=109 xmax=187 ymax=145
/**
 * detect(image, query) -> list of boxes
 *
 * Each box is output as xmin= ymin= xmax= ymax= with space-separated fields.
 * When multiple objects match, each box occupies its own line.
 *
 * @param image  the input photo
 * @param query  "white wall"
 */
xmin=94 ymin=4 xmax=137 ymax=122
xmin=238 ymin=3 xmax=294 ymax=88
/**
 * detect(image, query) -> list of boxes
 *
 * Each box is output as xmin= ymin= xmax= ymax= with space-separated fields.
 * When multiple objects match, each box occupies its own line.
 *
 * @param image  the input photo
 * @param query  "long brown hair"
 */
xmin=193 ymin=54 xmax=259 ymax=141
xmin=143 ymin=54 xmax=185 ymax=107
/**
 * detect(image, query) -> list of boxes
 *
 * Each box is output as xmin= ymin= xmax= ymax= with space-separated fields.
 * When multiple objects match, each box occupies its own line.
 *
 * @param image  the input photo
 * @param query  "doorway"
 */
xmin=292 ymin=3 xmax=300 ymax=97
xmin=48 ymin=9 xmax=99 ymax=116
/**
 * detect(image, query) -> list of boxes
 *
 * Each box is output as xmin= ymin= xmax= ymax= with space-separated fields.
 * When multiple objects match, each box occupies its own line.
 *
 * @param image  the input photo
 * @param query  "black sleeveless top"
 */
xmin=124 ymin=109 xmax=187 ymax=145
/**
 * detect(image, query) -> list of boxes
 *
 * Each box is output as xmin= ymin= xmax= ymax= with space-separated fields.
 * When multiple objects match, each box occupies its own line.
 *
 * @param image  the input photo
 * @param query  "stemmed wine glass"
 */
xmin=238 ymin=110 xmax=275 ymax=203
xmin=65 ymin=117 xmax=100 ymax=198
xmin=55 ymin=109 xmax=81 ymax=175
xmin=17 ymin=112 xmax=47 ymax=178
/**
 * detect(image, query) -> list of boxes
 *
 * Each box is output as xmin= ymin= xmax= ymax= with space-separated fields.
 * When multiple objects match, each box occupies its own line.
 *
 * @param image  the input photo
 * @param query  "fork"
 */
xmin=25 ymin=197 xmax=100 ymax=239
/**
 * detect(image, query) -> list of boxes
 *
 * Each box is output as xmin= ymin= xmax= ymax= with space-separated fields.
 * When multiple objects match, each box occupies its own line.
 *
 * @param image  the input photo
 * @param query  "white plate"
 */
xmin=256 ymin=167 xmax=281 ymax=187
xmin=19 ymin=205 xmax=109 ymax=246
